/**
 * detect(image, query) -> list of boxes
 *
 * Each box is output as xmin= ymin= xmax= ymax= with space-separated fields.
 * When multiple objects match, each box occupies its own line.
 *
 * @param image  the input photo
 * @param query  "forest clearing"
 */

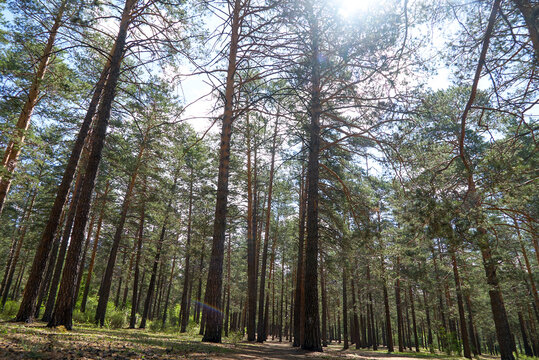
xmin=0 ymin=0 xmax=537 ymax=359
xmin=0 ymin=321 xmax=501 ymax=359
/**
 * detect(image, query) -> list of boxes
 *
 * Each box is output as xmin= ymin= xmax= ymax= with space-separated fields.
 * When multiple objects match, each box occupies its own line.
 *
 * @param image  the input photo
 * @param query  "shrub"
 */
xmin=108 ymin=309 xmax=126 ymax=329
xmin=1 ymin=300 xmax=19 ymax=318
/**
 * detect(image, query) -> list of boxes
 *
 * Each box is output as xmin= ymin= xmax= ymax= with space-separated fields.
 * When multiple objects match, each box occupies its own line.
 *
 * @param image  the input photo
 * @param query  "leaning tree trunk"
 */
xmin=95 ymin=128 xmax=147 ymax=326
xmin=46 ymin=0 xmax=137 ymax=330
xmin=15 ymin=43 xmax=111 ymax=323
xmin=0 ymin=0 xmax=68 ymax=214
xmin=1 ymin=184 xmax=38 ymax=308
xmin=81 ymin=182 xmax=109 ymax=312
xmin=201 ymin=0 xmax=241 ymax=344
xmin=42 ymin=171 xmax=84 ymax=322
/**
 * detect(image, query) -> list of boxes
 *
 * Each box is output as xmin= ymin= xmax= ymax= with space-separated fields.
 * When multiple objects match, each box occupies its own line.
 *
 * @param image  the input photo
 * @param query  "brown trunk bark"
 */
xmin=0 ymin=0 xmax=68 ymax=213
xmin=73 ymin=211 xmax=96 ymax=305
xmin=15 ymin=33 xmax=111 ymax=323
xmin=95 ymin=127 xmax=147 ymax=326
xmin=480 ymin=240 xmax=515 ymax=360
xmin=224 ymin=236 xmax=231 ymax=336
xmin=302 ymin=4 xmax=322 ymax=351
xmin=180 ymin=169 xmax=194 ymax=332
xmin=201 ymin=0 xmax=241 ymax=343
xmin=129 ymin=199 xmax=145 ymax=328
xmin=395 ymin=257 xmax=404 ymax=352
xmin=1 ymin=184 xmax=38 ymax=308
xmin=46 ymin=0 xmax=136 ymax=330
xmin=257 ymin=116 xmax=279 ymax=342
xmin=162 ymin=256 xmax=176 ymax=327
xmin=450 ymin=249 xmax=471 ymax=358
xmin=246 ymin=114 xmax=257 ymax=342
xmin=293 ymin=166 xmax=306 ymax=347
xmin=81 ymin=182 xmax=110 ymax=313
xmin=342 ymin=267 xmax=349 ymax=350
xmin=409 ymin=286 xmax=420 ymax=352
xmin=381 ymin=257 xmax=394 ymax=352
xmin=140 ymin=188 xmax=174 ymax=328
xmin=42 ymin=170 xmax=84 ymax=322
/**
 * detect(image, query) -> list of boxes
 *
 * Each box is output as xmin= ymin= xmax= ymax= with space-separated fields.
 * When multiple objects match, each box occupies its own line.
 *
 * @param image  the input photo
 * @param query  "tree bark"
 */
xmin=0 ymin=0 xmax=68 ymax=214
xmin=1 ymin=184 xmax=38 ymax=308
xmin=180 ymin=169 xmax=194 ymax=332
xmin=81 ymin=182 xmax=109 ymax=313
xmin=95 ymin=126 xmax=147 ymax=326
xmin=42 ymin=171 xmax=84 ymax=322
xmin=450 ymin=249 xmax=471 ymax=358
xmin=293 ymin=166 xmax=306 ymax=347
xmin=246 ymin=114 xmax=257 ymax=342
xmin=395 ymin=257 xmax=404 ymax=352
xmin=257 ymin=116 xmax=279 ymax=342
xmin=47 ymin=0 xmax=136 ymax=330
xmin=15 ymin=32 xmax=111 ymax=323
xmin=302 ymin=3 xmax=322 ymax=350
xmin=129 ymin=200 xmax=145 ymax=328
xmin=140 ymin=188 xmax=174 ymax=328
xmin=201 ymin=0 xmax=241 ymax=344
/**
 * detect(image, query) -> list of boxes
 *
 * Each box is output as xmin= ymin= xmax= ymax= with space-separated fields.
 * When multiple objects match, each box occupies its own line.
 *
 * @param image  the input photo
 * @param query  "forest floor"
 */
xmin=0 ymin=321 xmax=494 ymax=360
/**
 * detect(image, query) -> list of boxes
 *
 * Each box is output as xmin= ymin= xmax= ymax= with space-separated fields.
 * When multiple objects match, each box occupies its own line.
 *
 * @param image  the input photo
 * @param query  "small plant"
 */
xmin=149 ymin=319 xmax=162 ymax=332
xmin=228 ymin=330 xmax=243 ymax=347
xmin=108 ymin=309 xmax=126 ymax=329
xmin=1 ymin=300 xmax=19 ymax=317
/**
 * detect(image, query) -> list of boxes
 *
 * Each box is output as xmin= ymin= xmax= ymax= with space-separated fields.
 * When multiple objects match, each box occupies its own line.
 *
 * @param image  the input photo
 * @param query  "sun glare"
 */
xmin=337 ymin=0 xmax=373 ymax=17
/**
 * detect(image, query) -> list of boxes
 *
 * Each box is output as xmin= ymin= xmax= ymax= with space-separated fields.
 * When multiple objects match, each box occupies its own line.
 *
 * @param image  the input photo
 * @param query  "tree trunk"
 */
xmin=343 ymin=267 xmax=349 ymax=350
xmin=321 ymin=257 xmax=328 ymax=347
xmin=73 ymin=211 xmax=96 ymax=305
xmin=246 ymin=114 xmax=257 ymax=342
xmin=95 ymin=127 xmax=147 ymax=326
xmin=293 ymin=166 xmax=306 ymax=347
xmin=42 ymin=171 xmax=84 ymax=322
xmin=409 ymin=286 xmax=420 ymax=352
xmin=201 ymin=0 xmax=241 ymax=344
xmin=480 ymin=240 xmax=515 ymax=360
xmin=35 ymin=209 xmax=67 ymax=318
xmin=81 ymin=182 xmax=110 ymax=313
xmin=180 ymin=169 xmax=194 ymax=332
xmin=381 ymin=257 xmax=394 ymax=352
xmin=302 ymin=3 xmax=322 ymax=350
xmin=140 ymin=192 xmax=173 ymax=329
xmin=224 ymin=236 xmax=231 ymax=336
xmin=15 ymin=36 xmax=111 ymax=323
xmin=0 ymin=0 xmax=68 ymax=214
xmin=450 ymin=249 xmax=471 ymax=358
xmin=129 ymin=200 xmax=145 ymax=328
xmin=257 ymin=116 xmax=279 ymax=342
xmin=47 ymin=0 xmax=136 ymax=330
xmin=395 ymin=257 xmax=404 ymax=352
xmin=162 ymin=257 xmax=176 ymax=327
xmin=1 ymin=185 xmax=38 ymax=308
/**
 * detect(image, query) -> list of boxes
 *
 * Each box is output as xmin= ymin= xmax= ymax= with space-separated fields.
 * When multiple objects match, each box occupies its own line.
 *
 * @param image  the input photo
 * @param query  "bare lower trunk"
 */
xmin=81 ymin=183 xmax=110 ymax=313
xmin=47 ymin=0 xmax=136 ymax=330
xmin=201 ymin=0 xmax=241 ymax=344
